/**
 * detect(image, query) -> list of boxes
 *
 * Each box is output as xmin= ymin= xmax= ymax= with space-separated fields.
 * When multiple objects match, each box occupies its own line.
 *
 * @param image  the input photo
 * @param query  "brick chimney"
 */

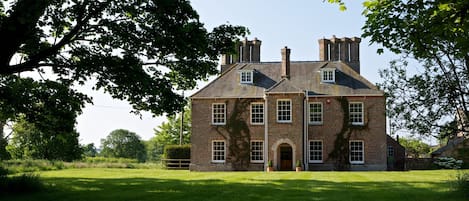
xmin=318 ymin=36 xmax=361 ymax=74
xmin=220 ymin=37 xmax=262 ymax=73
xmin=281 ymin=46 xmax=291 ymax=79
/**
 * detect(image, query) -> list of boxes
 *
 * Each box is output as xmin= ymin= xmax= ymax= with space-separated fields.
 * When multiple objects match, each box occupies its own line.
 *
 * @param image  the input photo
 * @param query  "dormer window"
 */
xmin=240 ymin=70 xmax=253 ymax=84
xmin=321 ymin=69 xmax=335 ymax=83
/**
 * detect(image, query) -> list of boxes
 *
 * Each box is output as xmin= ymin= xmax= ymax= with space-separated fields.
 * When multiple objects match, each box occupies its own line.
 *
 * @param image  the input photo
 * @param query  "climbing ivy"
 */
xmin=214 ymin=99 xmax=251 ymax=170
xmin=328 ymin=97 xmax=369 ymax=170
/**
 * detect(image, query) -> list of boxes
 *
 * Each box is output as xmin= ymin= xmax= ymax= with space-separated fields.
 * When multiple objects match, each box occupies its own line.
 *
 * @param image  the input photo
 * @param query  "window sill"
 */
xmin=309 ymin=122 xmax=323 ymax=126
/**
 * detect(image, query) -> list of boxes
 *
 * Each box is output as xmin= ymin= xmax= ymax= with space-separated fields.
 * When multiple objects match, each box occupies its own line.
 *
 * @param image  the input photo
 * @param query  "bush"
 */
xmin=434 ymin=157 xmax=463 ymax=169
xmin=81 ymin=156 xmax=138 ymax=164
xmin=164 ymin=145 xmax=191 ymax=159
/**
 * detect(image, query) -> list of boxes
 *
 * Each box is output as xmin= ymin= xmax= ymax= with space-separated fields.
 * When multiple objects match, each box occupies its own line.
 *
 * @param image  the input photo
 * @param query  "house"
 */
xmin=386 ymin=135 xmax=405 ymax=171
xmin=190 ymin=36 xmax=387 ymax=171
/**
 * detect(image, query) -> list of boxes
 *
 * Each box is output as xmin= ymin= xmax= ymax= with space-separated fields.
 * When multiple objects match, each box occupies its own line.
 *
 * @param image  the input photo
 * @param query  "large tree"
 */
xmin=101 ymin=129 xmax=146 ymax=162
xmin=362 ymin=0 xmax=469 ymax=137
xmin=147 ymin=105 xmax=190 ymax=161
xmin=329 ymin=0 xmax=469 ymax=138
xmin=7 ymin=117 xmax=82 ymax=161
xmin=0 ymin=0 xmax=247 ymax=133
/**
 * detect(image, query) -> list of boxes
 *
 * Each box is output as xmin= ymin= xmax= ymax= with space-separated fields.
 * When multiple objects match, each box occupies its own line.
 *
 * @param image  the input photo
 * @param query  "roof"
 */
xmin=191 ymin=61 xmax=383 ymax=99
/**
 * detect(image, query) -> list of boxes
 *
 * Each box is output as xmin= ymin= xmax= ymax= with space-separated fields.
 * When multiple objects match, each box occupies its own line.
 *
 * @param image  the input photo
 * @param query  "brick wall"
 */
xmin=307 ymin=96 xmax=387 ymax=171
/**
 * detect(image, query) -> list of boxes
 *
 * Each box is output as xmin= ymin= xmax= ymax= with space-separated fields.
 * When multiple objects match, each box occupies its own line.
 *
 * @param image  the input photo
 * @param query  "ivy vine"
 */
xmin=328 ymin=97 xmax=369 ymax=170
xmin=214 ymin=99 xmax=251 ymax=170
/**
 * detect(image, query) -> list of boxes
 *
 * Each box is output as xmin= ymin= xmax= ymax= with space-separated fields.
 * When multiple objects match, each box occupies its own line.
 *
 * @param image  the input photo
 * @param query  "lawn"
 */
xmin=1 ymin=169 xmax=466 ymax=201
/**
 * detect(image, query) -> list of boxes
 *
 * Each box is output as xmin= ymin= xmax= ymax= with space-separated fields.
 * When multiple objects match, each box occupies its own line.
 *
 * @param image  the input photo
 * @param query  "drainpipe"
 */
xmin=303 ymin=90 xmax=309 ymax=171
xmin=264 ymin=92 xmax=269 ymax=171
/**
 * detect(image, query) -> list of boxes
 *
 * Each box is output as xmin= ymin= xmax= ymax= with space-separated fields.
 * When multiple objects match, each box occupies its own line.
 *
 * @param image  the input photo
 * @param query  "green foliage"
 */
xmin=100 ymin=129 xmax=146 ymax=162
xmin=398 ymin=137 xmax=432 ymax=158
xmin=434 ymin=157 xmax=463 ymax=169
xmin=7 ymin=117 xmax=83 ymax=162
xmin=363 ymin=0 xmax=469 ymax=137
xmin=296 ymin=160 xmax=301 ymax=167
xmin=0 ymin=159 xmax=65 ymax=174
xmin=163 ymin=145 xmax=191 ymax=159
xmin=0 ymin=173 xmax=44 ymax=194
xmin=82 ymin=156 xmax=138 ymax=164
xmin=326 ymin=0 xmax=347 ymax=11
xmin=148 ymin=105 xmax=191 ymax=161
xmin=82 ymin=143 xmax=98 ymax=157
xmin=0 ymin=0 xmax=248 ymax=121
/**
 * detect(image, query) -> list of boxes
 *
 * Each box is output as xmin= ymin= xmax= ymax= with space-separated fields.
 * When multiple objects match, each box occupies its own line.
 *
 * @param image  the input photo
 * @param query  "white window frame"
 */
xmin=309 ymin=102 xmax=323 ymax=125
xmin=349 ymin=140 xmax=364 ymax=164
xmin=349 ymin=102 xmax=364 ymax=125
xmin=212 ymin=140 xmax=226 ymax=163
xmin=309 ymin=140 xmax=323 ymax=163
xmin=239 ymin=70 xmax=253 ymax=84
xmin=212 ymin=103 xmax=226 ymax=125
xmin=321 ymin=69 xmax=335 ymax=83
xmin=277 ymin=99 xmax=292 ymax=123
xmin=250 ymin=102 xmax=264 ymax=125
xmin=250 ymin=140 xmax=264 ymax=163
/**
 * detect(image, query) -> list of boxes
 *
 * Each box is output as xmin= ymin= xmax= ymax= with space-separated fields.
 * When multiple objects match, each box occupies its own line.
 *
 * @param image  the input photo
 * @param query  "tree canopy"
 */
xmin=362 ymin=0 xmax=469 ymax=137
xmin=100 ymin=129 xmax=146 ymax=162
xmin=6 ymin=117 xmax=82 ymax=161
xmin=147 ymin=105 xmax=190 ymax=161
xmin=0 ymin=0 xmax=247 ymax=124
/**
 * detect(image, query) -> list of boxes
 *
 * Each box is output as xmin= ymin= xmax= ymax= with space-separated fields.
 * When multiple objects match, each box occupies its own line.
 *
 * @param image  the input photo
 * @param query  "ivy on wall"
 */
xmin=328 ymin=97 xmax=369 ymax=170
xmin=214 ymin=99 xmax=251 ymax=170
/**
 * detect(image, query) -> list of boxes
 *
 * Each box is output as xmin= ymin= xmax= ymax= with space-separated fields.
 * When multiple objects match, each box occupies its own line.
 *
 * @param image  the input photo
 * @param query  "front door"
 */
xmin=280 ymin=145 xmax=292 ymax=171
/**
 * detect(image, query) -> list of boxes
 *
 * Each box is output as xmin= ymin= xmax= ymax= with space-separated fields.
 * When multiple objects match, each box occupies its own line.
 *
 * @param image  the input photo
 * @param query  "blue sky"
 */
xmin=77 ymin=0 xmax=400 ymax=146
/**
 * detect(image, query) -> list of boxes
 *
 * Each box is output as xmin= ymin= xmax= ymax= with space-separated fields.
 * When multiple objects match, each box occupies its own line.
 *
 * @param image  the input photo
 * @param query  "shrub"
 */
xmin=434 ymin=157 xmax=463 ymax=169
xmin=163 ymin=145 xmax=191 ymax=159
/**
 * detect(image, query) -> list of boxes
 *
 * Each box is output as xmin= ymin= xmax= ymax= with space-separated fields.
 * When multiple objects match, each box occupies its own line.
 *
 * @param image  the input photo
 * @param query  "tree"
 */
xmin=82 ymin=143 xmax=98 ymax=157
xmin=335 ymin=0 xmax=469 ymax=138
xmin=398 ymin=137 xmax=432 ymax=158
xmin=0 ymin=0 xmax=248 ymax=121
xmin=6 ymin=117 xmax=82 ymax=161
xmin=147 ymin=105 xmax=191 ymax=161
xmin=101 ymin=129 xmax=146 ymax=162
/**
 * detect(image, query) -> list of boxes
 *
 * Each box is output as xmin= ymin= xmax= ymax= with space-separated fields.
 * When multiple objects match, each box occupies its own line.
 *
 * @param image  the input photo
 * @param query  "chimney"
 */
xmin=318 ymin=36 xmax=361 ymax=74
xmin=220 ymin=38 xmax=262 ymax=73
xmin=281 ymin=46 xmax=291 ymax=79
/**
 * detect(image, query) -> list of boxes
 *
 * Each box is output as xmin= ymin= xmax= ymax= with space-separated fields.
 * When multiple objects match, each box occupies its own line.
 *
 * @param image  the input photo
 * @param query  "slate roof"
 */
xmin=191 ymin=61 xmax=383 ymax=99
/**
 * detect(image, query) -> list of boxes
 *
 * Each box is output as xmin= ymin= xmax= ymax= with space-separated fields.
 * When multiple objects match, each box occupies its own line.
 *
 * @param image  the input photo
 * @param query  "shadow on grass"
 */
xmin=1 ymin=176 xmax=465 ymax=201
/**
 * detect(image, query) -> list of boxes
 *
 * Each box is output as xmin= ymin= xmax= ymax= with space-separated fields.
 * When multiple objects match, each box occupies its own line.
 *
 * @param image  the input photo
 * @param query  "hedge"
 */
xmin=163 ymin=145 xmax=191 ymax=159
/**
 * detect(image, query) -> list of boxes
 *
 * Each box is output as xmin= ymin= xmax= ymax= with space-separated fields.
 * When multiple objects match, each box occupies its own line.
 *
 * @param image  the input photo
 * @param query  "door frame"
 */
xmin=271 ymin=138 xmax=296 ymax=171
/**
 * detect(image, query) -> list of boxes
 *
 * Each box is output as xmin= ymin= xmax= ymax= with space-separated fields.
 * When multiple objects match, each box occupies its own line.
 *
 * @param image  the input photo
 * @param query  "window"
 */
xmin=349 ymin=141 xmax=364 ymax=164
xmin=250 ymin=141 xmax=264 ymax=163
xmin=251 ymin=103 xmax=264 ymax=125
xmin=388 ymin=146 xmax=394 ymax=157
xmin=277 ymin=99 xmax=292 ymax=122
xmin=309 ymin=140 xmax=323 ymax=163
xmin=321 ymin=69 xmax=335 ymax=82
xmin=240 ymin=70 xmax=253 ymax=84
xmin=212 ymin=140 xmax=226 ymax=163
xmin=212 ymin=103 xmax=226 ymax=125
xmin=309 ymin=102 xmax=323 ymax=125
xmin=349 ymin=102 xmax=364 ymax=125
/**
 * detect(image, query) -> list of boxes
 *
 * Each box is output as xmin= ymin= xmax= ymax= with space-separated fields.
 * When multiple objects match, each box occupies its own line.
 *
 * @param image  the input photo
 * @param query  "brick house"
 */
xmin=190 ymin=36 xmax=387 ymax=171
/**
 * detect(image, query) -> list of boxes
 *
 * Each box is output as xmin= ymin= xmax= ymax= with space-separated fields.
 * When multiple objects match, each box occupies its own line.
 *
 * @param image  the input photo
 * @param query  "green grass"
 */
xmin=1 ymin=169 xmax=466 ymax=201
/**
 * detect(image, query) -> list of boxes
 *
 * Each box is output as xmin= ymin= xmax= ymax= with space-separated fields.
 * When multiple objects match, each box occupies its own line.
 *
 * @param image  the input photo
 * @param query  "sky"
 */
xmin=76 ymin=0 xmax=401 ymax=147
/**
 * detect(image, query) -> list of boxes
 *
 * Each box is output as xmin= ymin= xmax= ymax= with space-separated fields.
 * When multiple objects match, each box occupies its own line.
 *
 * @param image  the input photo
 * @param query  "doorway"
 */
xmin=279 ymin=144 xmax=293 ymax=171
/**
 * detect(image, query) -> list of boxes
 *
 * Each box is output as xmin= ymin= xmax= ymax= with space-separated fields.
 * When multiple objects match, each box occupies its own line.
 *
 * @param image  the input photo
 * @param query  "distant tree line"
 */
xmin=1 ymin=105 xmax=191 ymax=162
